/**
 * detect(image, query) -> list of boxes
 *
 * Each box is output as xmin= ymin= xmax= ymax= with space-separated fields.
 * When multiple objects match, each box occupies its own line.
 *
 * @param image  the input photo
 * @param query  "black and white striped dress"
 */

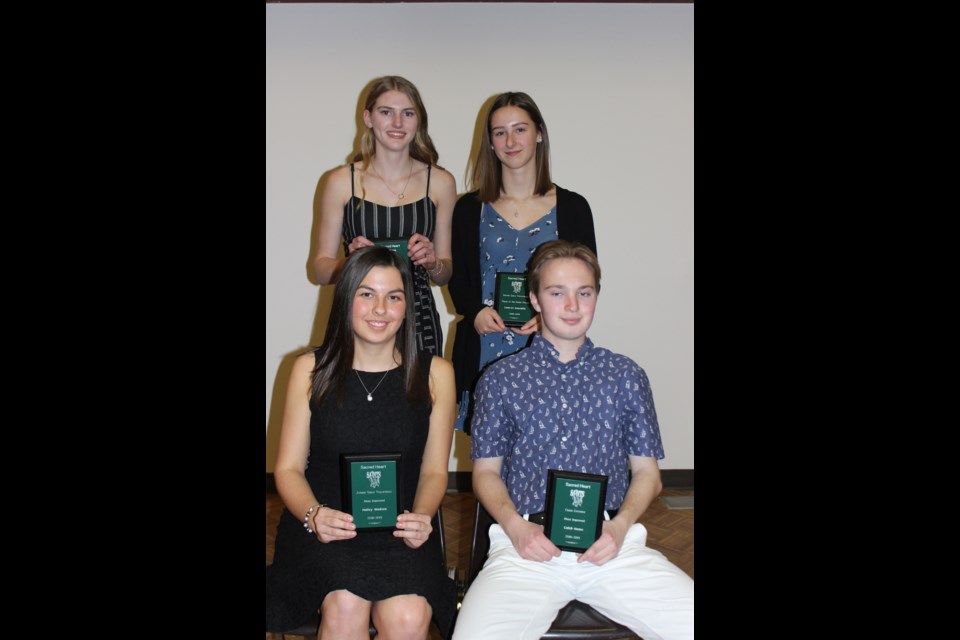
xmin=343 ymin=163 xmax=442 ymax=355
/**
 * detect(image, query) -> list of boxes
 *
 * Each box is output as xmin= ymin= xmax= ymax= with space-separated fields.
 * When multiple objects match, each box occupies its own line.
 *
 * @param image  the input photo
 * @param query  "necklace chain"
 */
xmin=503 ymin=193 xmax=536 ymax=219
xmin=368 ymin=162 xmax=414 ymax=204
xmin=355 ymin=369 xmax=391 ymax=401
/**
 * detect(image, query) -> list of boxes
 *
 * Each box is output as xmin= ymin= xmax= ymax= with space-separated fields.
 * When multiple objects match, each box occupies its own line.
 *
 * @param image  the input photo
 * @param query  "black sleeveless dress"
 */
xmin=266 ymin=351 xmax=457 ymax=637
xmin=343 ymin=163 xmax=443 ymax=355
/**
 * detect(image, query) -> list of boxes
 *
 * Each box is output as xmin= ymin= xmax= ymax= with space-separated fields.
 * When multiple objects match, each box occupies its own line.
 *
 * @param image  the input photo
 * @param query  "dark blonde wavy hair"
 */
xmin=352 ymin=76 xmax=439 ymax=169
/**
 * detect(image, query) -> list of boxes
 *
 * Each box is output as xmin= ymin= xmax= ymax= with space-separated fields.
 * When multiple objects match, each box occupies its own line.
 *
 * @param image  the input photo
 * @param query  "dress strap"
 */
xmin=425 ymin=163 xmax=432 ymax=200
xmin=350 ymin=162 xmax=356 ymax=201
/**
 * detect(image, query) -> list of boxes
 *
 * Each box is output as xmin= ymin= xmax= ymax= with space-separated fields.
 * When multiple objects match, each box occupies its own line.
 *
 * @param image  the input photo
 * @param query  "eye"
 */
xmin=388 ymin=294 xmax=404 ymax=302
xmin=492 ymin=131 xmax=504 ymax=137
xmin=379 ymin=109 xmax=390 ymax=116
xmin=579 ymin=290 xmax=593 ymax=299
xmin=516 ymin=127 xmax=527 ymax=134
xmin=403 ymin=110 xmax=416 ymax=118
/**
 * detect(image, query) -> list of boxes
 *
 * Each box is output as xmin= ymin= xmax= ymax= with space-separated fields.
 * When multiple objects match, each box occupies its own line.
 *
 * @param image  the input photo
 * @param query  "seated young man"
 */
xmin=452 ymin=240 xmax=694 ymax=640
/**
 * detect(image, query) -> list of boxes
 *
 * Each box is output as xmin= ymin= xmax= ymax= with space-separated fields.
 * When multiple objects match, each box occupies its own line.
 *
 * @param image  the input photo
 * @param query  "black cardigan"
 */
xmin=448 ymin=185 xmax=598 ymax=408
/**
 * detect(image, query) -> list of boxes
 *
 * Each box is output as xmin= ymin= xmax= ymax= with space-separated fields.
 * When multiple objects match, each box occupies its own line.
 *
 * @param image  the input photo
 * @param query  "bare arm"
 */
xmin=312 ymin=165 xmax=372 ymax=284
xmin=408 ymin=166 xmax=456 ymax=285
xmin=395 ymin=356 xmax=456 ymax=549
xmin=473 ymin=457 xmax=561 ymax=562
xmin=274 ymin=353 xmax=357 ymax=542
xmin=577 ymin=455 xmax=662 ymax=565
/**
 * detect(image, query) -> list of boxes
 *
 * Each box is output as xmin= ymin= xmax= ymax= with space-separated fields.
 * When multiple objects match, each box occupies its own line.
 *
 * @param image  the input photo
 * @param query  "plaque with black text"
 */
xmin=340 ymin=453 xmax=402 ymax=531
xmin=494 ymin=272 xmax=534 ymax=328
xmin=543 ymin=470 xmax=608 ymax=552
xmin=372 ymin=238 xmax=411 ymax=266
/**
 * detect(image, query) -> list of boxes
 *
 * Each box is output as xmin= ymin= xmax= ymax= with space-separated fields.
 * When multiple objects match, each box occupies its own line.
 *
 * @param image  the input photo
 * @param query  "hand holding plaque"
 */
xmin=340 ymin=453 xmax=403 ymax=531
xmin=543 ymin=470 xmax=608 ymax=552
xmin=494 ymin=272 xmax=534 ymax=328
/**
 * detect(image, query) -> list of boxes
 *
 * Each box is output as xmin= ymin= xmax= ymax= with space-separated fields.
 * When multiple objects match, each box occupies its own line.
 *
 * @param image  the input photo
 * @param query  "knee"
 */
xmin=375 ymin=598 xmax=431 ymax=640
xmin=321 ymin=590 xmax=370 ymax=635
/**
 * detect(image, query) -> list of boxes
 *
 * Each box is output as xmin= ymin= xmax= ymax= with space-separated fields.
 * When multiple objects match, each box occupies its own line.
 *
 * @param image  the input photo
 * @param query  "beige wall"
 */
xmin=266 ymin=3 xmax=694 ymax=472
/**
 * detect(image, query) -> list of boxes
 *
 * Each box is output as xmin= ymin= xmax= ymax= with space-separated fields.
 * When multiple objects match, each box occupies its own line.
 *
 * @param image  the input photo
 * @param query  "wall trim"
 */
xmin=267 ymin=469 xmax=693 ymax=493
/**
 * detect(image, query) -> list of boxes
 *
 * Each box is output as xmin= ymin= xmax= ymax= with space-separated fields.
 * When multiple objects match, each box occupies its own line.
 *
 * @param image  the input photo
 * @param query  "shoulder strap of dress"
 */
xmin=350 ymin=163 xmax=355 ymax=201
xmin=425 ymin=163 xmax=432 ymax=199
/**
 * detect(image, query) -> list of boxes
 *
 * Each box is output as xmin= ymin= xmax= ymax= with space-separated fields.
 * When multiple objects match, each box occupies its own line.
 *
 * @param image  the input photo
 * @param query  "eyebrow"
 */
xmin=491 ymin=121 xmax=531 ymax=131
xmin=358 ymin=284 xmax=405 ymax=294
xmin=542 ymin=284 xmax=595 ymax=292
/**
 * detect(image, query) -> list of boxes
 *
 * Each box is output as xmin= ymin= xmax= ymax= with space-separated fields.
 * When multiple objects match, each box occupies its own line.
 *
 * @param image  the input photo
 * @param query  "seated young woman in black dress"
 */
xmin=267 ymin=246 xmax=457 ymax=639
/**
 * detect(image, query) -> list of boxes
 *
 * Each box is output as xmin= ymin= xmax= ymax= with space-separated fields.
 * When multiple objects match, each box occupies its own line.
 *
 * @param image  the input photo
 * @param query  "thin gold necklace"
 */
xmin=368 ymin=162 xmax=414 ymax=204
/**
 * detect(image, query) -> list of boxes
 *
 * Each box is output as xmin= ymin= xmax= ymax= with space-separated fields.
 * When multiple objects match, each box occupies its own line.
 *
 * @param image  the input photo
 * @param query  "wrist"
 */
xmin=303 ymin=504 xmax=325 ymax=535
xmin=430 ymin=258 xmax=444 ymax=278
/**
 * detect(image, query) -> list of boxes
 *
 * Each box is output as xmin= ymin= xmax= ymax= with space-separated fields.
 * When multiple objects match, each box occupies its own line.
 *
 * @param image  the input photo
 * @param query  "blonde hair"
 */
xmin=527 ymin=240 xmax=601 ymax=295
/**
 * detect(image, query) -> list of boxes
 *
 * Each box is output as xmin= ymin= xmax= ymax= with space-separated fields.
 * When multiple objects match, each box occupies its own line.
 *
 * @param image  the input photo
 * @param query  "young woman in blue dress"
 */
xmin=448 ymin=91 xmax=598 ymax=433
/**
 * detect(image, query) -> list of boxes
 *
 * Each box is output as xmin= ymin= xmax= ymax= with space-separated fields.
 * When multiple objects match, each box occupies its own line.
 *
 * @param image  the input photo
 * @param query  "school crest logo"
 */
xmin=570 ymin=489 xmax=585 ymax=508
xmin=511 ymin=280 xmax=523 ymax=294
xmin=366 ymin=470 xmax=382 ymax=489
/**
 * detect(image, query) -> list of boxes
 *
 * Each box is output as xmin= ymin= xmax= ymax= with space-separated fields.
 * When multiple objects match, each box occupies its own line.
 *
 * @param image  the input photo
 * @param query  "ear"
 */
xmin=363 ymin=110 xmax=373 ymax=128
xmin=529 ymin=291 xmax=541 ymax=313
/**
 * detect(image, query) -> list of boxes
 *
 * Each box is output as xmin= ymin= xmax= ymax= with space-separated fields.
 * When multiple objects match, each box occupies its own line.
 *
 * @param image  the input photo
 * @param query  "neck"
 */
xmin=499 ymin=165 xmax=538 ymax=198
xmin=369 ymin=152 xmax=414 ymax=178
xmin=353 ymin=342 xmax=401 ymax=371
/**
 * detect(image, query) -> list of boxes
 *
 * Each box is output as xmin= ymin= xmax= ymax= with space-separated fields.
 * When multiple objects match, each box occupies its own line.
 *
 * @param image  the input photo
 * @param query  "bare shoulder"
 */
xmin=325 ymin=163 xmax=354 ymax=187
xmin=430 ymin=165 xmax=457 ymax=191
xmin=428 ymin=354 xmax=454 ymax=377
xmin=293 ymin=350 xmax=318 ymax=372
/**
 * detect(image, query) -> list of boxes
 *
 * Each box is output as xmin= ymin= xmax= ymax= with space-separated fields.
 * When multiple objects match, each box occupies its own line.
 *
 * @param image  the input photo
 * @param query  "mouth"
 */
xmin=366 ymin=320 xmax=390 ymax=330
xmin=386 ymin=131 xmax=407 ymax=139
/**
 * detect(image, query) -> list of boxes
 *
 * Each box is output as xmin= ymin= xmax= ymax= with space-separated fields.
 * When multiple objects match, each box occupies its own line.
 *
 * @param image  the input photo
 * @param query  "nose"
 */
xmin=505 ymin=131 xmax=515 ymax=147
xmin=373 ymin=296 xmax=387 ymax=314
xmin=564 ymin=294 xmax=579 ymax=311
xmin=392 ymin=112 xmax=403 ymax=128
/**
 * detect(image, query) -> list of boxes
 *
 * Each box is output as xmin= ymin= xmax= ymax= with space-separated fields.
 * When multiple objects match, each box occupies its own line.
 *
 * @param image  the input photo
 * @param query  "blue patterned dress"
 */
xmin=454 ymin=202 xmax=558 ymax=429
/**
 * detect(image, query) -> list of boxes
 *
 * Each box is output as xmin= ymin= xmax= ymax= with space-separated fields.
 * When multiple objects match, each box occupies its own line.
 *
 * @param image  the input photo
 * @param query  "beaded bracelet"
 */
xmin=303 ymin=504 xmax=323 ymax=535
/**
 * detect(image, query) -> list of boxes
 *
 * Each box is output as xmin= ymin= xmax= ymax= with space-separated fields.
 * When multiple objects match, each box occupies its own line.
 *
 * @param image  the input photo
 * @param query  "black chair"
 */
xmin=467 ymin=502 xmax=641 ymax=640
xmin=270 ymin=509 xmax=447 ymax=639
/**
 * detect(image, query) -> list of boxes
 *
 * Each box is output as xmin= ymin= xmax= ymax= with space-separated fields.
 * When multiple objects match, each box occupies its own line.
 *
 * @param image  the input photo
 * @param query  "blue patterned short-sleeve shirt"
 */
xmin=470 ymin=334 xmax=664 ymax=513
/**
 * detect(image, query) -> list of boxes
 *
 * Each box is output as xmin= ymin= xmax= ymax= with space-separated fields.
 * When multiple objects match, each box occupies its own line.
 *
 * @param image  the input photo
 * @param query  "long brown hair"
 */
xmin=310 ymin=246 xmax=428 ymax=407
xmin=470 ymin=91 xmax=553 ymax=203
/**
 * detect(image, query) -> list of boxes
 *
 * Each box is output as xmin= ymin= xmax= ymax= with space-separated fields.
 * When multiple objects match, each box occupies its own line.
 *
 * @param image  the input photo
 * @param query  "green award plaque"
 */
xmin=340 ymin=452 xmax=402 ymax=531
xmin=543 ymin=470 xmax=608 ymax=552
xmin=372 ymin=238 xmax=411 ymax=266
xmin=494 ymin=272 xmax=534 ymax=328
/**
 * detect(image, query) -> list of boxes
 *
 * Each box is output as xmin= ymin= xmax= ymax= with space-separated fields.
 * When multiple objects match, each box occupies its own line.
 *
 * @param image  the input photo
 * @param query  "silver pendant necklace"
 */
xmin=355 ymin=368 xmax=391 ymax=401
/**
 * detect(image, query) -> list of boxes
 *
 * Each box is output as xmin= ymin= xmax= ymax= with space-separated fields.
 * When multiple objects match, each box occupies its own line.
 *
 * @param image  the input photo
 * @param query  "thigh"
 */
xmin=453 ymin=525 xmax=574 ymax=640
xmin=577 ymin=524 xmax=694 ymax=640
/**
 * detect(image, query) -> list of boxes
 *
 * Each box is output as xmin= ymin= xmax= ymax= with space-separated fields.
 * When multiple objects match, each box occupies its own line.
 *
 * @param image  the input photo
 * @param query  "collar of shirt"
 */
xmin=531 ymin=333 xmax=595 ymax=367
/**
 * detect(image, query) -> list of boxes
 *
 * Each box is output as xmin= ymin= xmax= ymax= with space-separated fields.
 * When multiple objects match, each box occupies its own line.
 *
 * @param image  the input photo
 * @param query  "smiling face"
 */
xmin=490 ymin=105 xmax=542 ymax=171
xmin=351 ymin=265 xmax=407 ymax=347
xmin=363 ymin=90 xmax=419 ymax=153
xmin=529 ymin=257 xmax=598 ymax=350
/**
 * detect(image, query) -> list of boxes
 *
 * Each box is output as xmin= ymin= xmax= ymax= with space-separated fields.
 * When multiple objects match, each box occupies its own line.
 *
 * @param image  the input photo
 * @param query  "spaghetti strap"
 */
xmin=425 ymin=163 xmax=431 ymax=200
xmin=350 ymin=162 xmax=355 ymax=201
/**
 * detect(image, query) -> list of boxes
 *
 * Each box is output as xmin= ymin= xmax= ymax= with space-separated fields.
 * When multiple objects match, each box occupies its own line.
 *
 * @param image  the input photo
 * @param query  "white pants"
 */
xmin=452 ymin=523 xmax=694 ymax=640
